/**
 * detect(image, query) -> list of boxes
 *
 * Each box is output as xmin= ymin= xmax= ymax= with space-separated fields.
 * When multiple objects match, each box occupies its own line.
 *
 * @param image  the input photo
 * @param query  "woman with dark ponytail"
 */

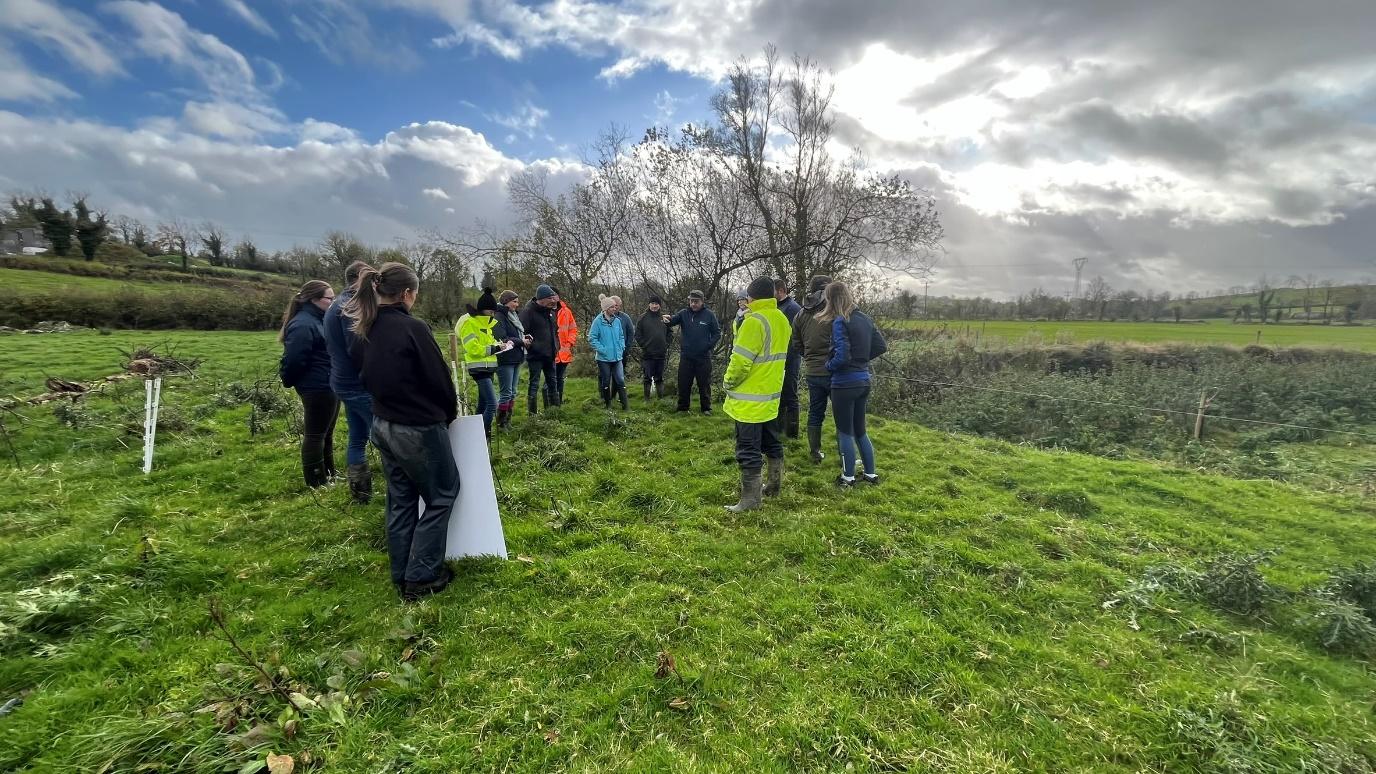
xmin=279 ymin=279 xmax=338 ymax=488
xmin=344 ymin=262 xmax=460 ymax=601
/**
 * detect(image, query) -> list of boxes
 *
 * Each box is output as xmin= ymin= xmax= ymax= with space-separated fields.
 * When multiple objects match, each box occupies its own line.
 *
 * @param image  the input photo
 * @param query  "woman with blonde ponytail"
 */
xmin=344 ymin=262 xmax=460 ymax=601
xmin=279 ymin=279 xmax=338 ymax=488
xmin=819 ymin=281 xmax=886 ymax=488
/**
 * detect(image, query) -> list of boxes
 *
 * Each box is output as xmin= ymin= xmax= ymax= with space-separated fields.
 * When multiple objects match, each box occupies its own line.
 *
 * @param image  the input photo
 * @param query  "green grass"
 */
xmin=0 ymin=266 xmax=162 ymax=295
xmin=2 ymin=331 xmax=1375 ymax=771
xmin=898 ymin=318 xmax=1376 ymax=352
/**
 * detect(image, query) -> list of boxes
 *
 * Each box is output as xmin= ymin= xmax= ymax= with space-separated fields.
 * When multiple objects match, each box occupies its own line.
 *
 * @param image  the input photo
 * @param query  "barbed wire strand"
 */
xmin=869 ymin=368 xmax=1376 ymax=441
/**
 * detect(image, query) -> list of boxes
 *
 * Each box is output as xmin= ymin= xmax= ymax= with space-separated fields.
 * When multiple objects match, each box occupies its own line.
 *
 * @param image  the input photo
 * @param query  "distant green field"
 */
xmin=898 ymin=319 xmax=1376 ymax=352
xmin=0 ymin=267 xmax=158 ymax=294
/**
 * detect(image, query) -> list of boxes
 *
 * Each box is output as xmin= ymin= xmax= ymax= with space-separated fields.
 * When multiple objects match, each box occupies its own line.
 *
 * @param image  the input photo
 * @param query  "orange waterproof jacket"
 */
xmin=556 ymin=302 xmax=578 ymax=364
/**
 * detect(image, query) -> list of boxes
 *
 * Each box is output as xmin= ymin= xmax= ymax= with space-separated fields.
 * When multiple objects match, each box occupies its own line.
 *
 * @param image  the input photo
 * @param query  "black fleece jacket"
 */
xmin=519 ymin=300 xmax=559 ymax=361
xmin=352 ymin=305 xmax=457 ymax=426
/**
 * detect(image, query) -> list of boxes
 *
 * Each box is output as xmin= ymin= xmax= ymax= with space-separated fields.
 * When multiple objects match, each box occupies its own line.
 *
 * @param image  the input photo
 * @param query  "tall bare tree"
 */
xmin=156 ymin=219 xmax=196 ymax=270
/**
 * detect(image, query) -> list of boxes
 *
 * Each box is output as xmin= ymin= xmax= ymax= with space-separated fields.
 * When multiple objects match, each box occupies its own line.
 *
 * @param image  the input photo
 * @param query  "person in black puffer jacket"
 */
xmin=279 ymin=279 xmax=338 ymax=488
xmin=518 ymin=284 xmax=560 ymax=414
xmin=635 ymin=295 xmax=672 ymax=400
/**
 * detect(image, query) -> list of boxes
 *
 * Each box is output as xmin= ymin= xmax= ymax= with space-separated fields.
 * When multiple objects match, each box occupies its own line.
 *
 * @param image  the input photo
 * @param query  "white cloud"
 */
xmin=0 ymin=110 xmax=586 ymax=249
xmin=487 ymin=99 xmax=548 ymax=138
xmin=103 ymin=1 xmax=259 ymax=101
xmin=221 ymin=0 xmax=276 ymax=37
xmin=0 ymin=0 xmax=122 ymax=76
xmin=299 ymin=119 xmax=359 ymax=143
xmin=181 ymin=100 xmax=287 ymax=141
xmin=422 ymin=187 xmax=450 ymax=199
xmin=0 ymin=47 xmax=78 ymax=102
xmin=651 ymin=89 xmax=680 ymax=124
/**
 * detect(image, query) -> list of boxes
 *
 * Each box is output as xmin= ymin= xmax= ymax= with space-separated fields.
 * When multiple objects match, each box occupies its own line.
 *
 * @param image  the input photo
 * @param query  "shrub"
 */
xmin=1322 ymin=563 xmax=1376 ymax=620
xmin=1 ymin=287 xmax=288 ymax=330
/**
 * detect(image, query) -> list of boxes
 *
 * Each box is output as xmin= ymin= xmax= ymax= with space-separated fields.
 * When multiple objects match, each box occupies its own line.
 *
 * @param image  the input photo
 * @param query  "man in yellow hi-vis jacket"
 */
xmin=722 ymin=276 xmax=792 ymax=511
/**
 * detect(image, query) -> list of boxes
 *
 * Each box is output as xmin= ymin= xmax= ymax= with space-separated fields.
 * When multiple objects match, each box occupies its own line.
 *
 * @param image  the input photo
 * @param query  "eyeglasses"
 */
xmin=321 ymin=296 xmax=335 ymax=302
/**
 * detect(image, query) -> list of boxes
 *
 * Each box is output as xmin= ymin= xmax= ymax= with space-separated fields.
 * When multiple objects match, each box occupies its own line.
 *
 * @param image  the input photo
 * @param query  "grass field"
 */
xmin=0 ymin=266 xmax=162 ymax=295
xmin=3 ymin=331 xmax=1376 ymax=771
xmin=898 ymin=318 xmax=1376 ymax=352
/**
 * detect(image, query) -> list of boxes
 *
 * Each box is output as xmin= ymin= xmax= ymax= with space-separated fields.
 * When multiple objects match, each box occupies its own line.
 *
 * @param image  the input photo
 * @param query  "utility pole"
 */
xmin=1072 ymin=256 xmax=1089 ymax=319
xmin=922 ymin=278 xmax=932 ymax=319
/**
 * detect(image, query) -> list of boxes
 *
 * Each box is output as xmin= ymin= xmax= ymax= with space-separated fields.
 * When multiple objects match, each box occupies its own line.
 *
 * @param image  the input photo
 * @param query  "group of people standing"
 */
xmin=278 ymin=263 xmax=887 ymax=599
xmin=280 ymin=261 xmax=460 ymax=601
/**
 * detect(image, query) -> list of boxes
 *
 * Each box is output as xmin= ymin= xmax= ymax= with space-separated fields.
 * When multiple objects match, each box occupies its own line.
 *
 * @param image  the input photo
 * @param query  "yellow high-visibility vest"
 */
xmin=455 ymin=314 xmax=499 ymax=371
xmin=722 ymin=297 xmax=791 ymax=423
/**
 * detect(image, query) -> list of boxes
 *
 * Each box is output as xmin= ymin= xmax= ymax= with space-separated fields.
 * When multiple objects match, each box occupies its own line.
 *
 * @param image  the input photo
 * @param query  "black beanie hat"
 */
xmin=807 ymin=275 xmax=832 ymax=295
xmin=648 ymin=294 xmax=662 ymax=304
xmin=746 ymin=276 xmax=775 ymax=301
xmin=476 ymin=287 xmax=499 ymax=312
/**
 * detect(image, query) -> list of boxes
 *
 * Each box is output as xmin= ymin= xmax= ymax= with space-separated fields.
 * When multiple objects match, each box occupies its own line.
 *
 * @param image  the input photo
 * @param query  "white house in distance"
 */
xmin=0 ymin=226 xmax=49 ymax=255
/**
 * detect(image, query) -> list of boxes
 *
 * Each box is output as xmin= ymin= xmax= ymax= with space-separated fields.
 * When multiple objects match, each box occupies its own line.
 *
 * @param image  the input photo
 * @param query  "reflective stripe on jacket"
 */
xmin=722 ymin=297 xmax=791 ymax=423
xmin=556 ymin=303 xmax=578 ymax=364
xmin=456 ymin=313 xmax=499 ymax=373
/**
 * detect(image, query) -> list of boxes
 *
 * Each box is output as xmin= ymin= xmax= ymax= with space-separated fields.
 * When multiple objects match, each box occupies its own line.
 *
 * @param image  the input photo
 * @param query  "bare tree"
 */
xmin=894 ymin=289 xmax=918 ymax=320
xmin=699 ymin=48 xmax=942 ymax=289
xmin=1318 ymin=279 xmax=1337 ymax=323
xmin=1084 ymin=275 xmax=1113 ymax=320
xmin=1255 ymin=275 xmax=1277 ymax=325
xmin=156 ymin=219 xmax=197 ymax=270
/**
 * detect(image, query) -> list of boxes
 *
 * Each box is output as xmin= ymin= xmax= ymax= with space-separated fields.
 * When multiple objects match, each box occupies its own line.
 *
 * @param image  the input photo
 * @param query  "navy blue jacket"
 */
xmin=826 ymin=310 xmax=882 ymax=388
xmin=778 ymin=294 xmax=803 ymax=357
xmin=322 ymin=289 xmax=363 ymax=393
xmin=667 ymin=306 xmax=721 ymax=358
xmin=280 ymin=303 xmax=332 ymax=392
xmin=616 ymin=312 xmax=634 ymax=358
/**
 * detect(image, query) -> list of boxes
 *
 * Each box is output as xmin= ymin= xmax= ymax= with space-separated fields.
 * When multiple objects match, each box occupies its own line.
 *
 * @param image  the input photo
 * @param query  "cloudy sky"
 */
xmin=2 ymin=0 xmax=1374 ymax=298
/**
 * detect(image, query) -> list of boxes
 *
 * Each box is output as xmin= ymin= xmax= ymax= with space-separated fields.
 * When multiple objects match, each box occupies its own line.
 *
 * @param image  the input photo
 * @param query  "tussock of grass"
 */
xmin=1 ymin=331 xmax=1376 ymax=771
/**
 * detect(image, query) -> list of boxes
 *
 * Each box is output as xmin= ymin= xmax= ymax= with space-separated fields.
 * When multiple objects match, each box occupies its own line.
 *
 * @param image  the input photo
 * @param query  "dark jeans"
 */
xmin=371 ymin=417 xmax=460 ymax=586
xmin=734 ymin=420 xmax=784 ymax=471
xmin=496 ymin=363 xmax=521 ymax=406
xmin=806 ymin=375 xmax=832 ymax=428
xmin=334 ymin=387 xmax=372 ymax=467
xmin=677 ymin=354 xmax=712 ymax=411
xmin=832 ymin=384 xmax=875 ymax=477
xmin=597 ymin=359 xmax=625 ymax=400
xmin=781 ymin=354 xmax=801 ymax=415
xmin=296 ymin=388 xmax=339 ymax=486
xmin=472 ymin=374 xmax=496 ymax=433
xmin=642 ymin=356 xmax=666 ymax=387
xmin=527 ymin=358 xmax=556 ymax=400
xmin=554 ymin=361 xmax=569 ymax=399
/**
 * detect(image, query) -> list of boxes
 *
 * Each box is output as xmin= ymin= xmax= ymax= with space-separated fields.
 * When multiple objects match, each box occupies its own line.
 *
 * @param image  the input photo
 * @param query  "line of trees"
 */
xmin=871 ymin=274 xmax=1376 ymax=323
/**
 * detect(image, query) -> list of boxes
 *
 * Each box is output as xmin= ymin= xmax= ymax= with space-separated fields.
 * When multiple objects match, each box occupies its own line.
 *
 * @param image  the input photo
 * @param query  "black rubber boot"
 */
xmin=528 ymin=395 xmax=538 ymax=416
xmin=346 ymin=462 xmax=372 ymax=504
xmin=618 ymin=386 xmax=628 ymax=409
xmin=763 ymin=457 xmax=783 ymax=497
xmin=656 ymin=383 xmax=664 ymax=399
xmin=807 ymin=426 xmax=825 ymax=464
xmin=785 ymin=406 xmax=800 ymax=439
xmin=643 ymin=383 xmax=651 ymax=401
xmin=725 ymin=469 xmax=764 ymax=512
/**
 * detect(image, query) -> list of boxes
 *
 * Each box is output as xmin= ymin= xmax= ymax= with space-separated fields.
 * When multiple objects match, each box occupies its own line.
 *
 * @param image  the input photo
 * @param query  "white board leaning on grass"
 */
xmin=418 ymin=414 xmax=507 ymax=560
